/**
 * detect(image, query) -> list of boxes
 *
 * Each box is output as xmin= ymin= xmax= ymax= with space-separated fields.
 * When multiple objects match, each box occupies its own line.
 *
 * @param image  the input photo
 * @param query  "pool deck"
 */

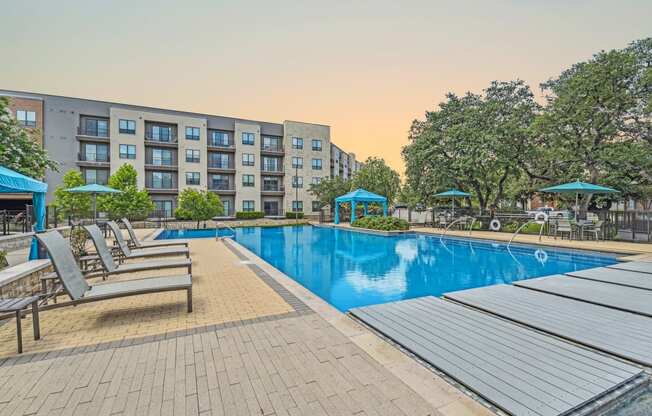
xmin=0 ymin=228 xmax=489 ymax=416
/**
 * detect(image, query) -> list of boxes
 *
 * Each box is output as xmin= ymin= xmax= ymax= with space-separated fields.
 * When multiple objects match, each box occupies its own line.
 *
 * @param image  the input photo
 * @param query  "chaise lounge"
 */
xmin=36 ymin=231 xmax=192 ymax=312
xmin=105 ymin=221 xmax=189 ymax=260
xmin=122 ymin=218 xmax=189 ymax=249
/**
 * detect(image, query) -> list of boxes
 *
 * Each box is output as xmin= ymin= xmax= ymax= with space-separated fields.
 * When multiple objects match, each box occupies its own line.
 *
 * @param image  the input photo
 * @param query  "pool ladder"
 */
xmin=216 ymin=223 xmax=237 ymax=240
xmin=507 ymin=219 xmax=545 ymax=248
xmin=440 ymin=216 xmax=475 ymax=242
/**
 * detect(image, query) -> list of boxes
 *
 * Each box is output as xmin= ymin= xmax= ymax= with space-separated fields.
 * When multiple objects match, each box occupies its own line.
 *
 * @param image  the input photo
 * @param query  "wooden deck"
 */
xmin=444 ymin=285 xmax=652 ymax=366
xmin=350 ymin=297 xmax=643 ymax=416
xmin=515 ymin=275 xmax=652 ymax=316
xmin=566 ymin=267 xmax=652 ymax=290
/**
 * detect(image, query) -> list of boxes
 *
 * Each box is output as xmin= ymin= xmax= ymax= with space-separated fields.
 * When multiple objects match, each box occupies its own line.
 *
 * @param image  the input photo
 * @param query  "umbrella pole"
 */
xmin=93 ymin=194 xmax=97 ymax=222
xmin=576 ymin=193 xmax=579 ymax=220
xmin=452 ymin=198 xmax=454 ymax=217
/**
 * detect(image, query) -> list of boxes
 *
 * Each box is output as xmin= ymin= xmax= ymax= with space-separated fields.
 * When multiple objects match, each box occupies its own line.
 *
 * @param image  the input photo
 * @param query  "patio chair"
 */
xmin=35 ymin=231 xmax=192 ymax=312
xmin=121 ymin=218 xmax=189 ymax=249
xmin=555 ymin=219 xmax=574 ymax=240
xmin=84 ymin=224 xmax=192 ymax=279
xmin=438 ymin=215 xmax=448 ymax=229
xmin=104 ymin=221 xmax=189 ymax=260
xmin=583 ymin=220 xmax=604 ymax=241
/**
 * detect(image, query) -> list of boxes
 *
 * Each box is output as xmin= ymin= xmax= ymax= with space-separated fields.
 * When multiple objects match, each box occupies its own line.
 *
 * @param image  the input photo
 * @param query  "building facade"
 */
xmin=1 ymin=90 xmax=362 ymax=218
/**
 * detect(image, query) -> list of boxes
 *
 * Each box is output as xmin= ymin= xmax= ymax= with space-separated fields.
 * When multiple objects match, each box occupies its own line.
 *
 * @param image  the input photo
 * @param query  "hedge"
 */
xmin=235 ymin=211 xmax=265 ymax=220
xmin=351 ymin=216 xmax=409 ymax=231
xmin=286 ymin=212 xmax=304 ymax=219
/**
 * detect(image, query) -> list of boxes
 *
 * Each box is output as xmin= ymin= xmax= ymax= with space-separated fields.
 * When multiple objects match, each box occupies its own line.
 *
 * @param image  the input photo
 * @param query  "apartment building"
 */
xmin=1 ymin=90 xmax=362 ymax=218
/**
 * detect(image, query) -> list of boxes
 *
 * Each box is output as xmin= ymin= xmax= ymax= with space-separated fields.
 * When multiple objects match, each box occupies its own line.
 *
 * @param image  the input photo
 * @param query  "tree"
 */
xmin=175 ymin=189 xmax=223 ymax=228
xmin=0 ymin=97 xmax=57 ymax=178
xmin=308 ymin=176 xmax=352 ymax=210
xmin=403 ymin=80 xmax=538 ymax=210
xmin=531 ymin=38 xmax=652 ymax=206
xmin=350 ymin=157 xmax=401 ymax=203
xmin=52 ymin=170 xmax=92 ymax=220
xmin=98 ymin=164 xmax=154 ymax=220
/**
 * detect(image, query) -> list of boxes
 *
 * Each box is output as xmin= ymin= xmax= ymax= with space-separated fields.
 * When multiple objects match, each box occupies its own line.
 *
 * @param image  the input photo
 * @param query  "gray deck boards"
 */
xmin=350 ymin=297 xmax=642 ymax=416
xmin=514 ymin=275 xmax=652 ymax=316
xmin=444 ymin=285 xmax=652 ymax=366
xmin=608 ymin=261 xmax=652 ymax=275
xmin=565 ymin=267 xmax=652 ymax=290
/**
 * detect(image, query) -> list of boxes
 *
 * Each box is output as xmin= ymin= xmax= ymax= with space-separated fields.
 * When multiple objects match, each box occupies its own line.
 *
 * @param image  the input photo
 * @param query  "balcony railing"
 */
xmin=262 ymin=184 xmax=285 ymax=192
xmin=208 ymin=161 xmax=235 ymax=170
xmin=261 ymin=144 xmax=284 ymax=152
xmin=145 ymin=131 xmax=177 ymax=143
xmin=264 ymin=208 xmax=285 ymax=217
xmin=208 ymin=140 xmax=234 ymax=148
xmin=262 ymin=165 xmax=283 ymax=173
xmin=146 ymin=158 xmax=175 ymax=166
xmin=77 ymin=126 xmax=109 ymax=138
xmin=78 ymin=152 xmax=110 ymax=163
xmin=210 ymin=182 xmax=235 ymax=191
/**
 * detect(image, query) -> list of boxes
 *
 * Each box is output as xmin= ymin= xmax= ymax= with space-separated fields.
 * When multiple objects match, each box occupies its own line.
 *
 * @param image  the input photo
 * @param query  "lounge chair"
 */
xmin=122 ymin=218 xmax=189 ymax=249
xmin=84 ymin=224 xmax=192 ymax=278
xmin=36 ymin=231 xmax=192 ymax=312
xmin=104 ymin=221 xmax=189 ymax=260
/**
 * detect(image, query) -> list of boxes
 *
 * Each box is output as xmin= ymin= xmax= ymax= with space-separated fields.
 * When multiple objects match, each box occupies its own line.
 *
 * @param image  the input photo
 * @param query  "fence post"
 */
xmin=54 ymin=207 xmax=58 ymax=229
xmin=632 ymin=211 xmax=636 ymax=241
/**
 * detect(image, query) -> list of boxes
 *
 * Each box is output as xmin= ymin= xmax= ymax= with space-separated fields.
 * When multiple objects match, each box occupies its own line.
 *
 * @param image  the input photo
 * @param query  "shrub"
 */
xmin=175 ymin=189 xmax=223 ymax=228
xmin=0 ymin=250 xmax=7 ymax=270
xmin=286 ymin=212 xmax=304 ymax=219
xmin=352 ymin=216 xmax=409 ymax=231
xmin=235 ymin=211 xmax=264 ymax=220
xmin=503 ymin=221 xmax=543 ymax=234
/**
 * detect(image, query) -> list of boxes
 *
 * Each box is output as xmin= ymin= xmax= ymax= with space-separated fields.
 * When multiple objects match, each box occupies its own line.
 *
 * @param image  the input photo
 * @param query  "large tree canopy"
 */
xmin=308 ymin=176 xmax=352 ymax=210
xmin=350 ymin=157 xmax=401 ymax=203
xmin=98 ymin=164 xmax=155 ymax=220
xmin=0 ymin=97 xmax=57 ymax=178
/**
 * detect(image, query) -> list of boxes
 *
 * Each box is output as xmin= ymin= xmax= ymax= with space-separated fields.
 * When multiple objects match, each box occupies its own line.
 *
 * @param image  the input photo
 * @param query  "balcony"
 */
xmin=76 ymin=126 xmax=110 ymax=141
xmin=209 ymin=181 xmax=236 ymax=195
xmin=260 ymin=143 xmax=284 ymax=155
xmin=263 ymin=208 xmax=285 ymax=217
xmin=207 ymin=140 xmax=235 ymax=152
xmin=77 ymin=153 xmax=110 ymax=168
xmin=261 ymin=184 xmax=285 ymax=195
xmin=261 ymin=165 xmax=284 ymax=176
xmin=207 ymin=161 xmax=235 ymax=173
xmin=144 ymin=131 xmax=178 ymax=147
xmin=146 ymin=187 xmax=179 ymax=195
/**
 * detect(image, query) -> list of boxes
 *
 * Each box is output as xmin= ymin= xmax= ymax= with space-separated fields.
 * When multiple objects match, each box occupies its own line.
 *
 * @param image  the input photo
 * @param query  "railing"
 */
xmin=262 ymin=184 xmax=285 ymax=192
xmin=261 ymin=144 xmax=284 ymax=152
xmin=0 ymin=209 xmax=32 ymax=235
xmin=208 ymin=140 xmax=234 ymax=148
xmin=77 ymin=126 xmax=109 ymax=137
xmin=262 ymin=166 xmax=283 ymax=173
xmin=145 ymin=131 xmax=177 ymax=143
xmin=210 ymin=182 xmax=235 ymax=191
xmin=78 ymin=153 xmax=109 ymax=162
xmin=145 ymin=158 xmax=175 ymax=166
xmin=208 ymin=161 xmax=235 ymax=170
xmin=264 ymin=208 xmax=285 ymax=217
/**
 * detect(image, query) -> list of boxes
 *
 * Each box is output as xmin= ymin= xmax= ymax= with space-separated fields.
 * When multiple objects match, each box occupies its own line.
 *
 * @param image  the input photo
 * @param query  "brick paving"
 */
xmin=0 ymin=232 xmax=444 ymax=415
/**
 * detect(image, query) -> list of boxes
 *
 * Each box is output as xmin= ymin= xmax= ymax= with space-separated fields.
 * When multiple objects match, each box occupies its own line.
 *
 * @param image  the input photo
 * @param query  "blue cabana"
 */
xmin=334 ymin=188 xmax=388 ymax=224
xmin=0 ymin=166 xmax=48 ymax=260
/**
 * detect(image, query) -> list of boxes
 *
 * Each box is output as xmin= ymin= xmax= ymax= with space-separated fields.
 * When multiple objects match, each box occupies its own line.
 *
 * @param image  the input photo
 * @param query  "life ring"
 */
xmin=489 ymin=219 xmax=501 ymax=231
xmin=534 ymin=249 xmax=548 ymax=264
xmin=534 ymin=212 xmax=549 ymax=225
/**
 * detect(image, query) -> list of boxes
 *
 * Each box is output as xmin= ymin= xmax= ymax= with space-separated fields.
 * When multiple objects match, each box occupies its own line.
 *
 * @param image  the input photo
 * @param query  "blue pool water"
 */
xmin=157 ymin=225 xmax=618 ymax=311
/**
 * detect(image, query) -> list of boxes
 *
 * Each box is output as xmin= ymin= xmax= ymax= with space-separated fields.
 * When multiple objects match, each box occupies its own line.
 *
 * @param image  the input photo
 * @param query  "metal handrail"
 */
xmin=507 ymin=220 xmax=536 ymax=247
xmin=440 ymin=216 xmax=469 ymax=241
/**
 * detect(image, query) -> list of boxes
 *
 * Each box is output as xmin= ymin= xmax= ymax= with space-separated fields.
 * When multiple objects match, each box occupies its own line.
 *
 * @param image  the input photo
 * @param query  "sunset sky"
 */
xmin=1 ymin=0 xmax=650 ymax=174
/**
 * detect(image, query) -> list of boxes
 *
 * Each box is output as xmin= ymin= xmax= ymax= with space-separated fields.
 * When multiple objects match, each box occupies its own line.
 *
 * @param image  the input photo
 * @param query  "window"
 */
xmin=291 ymin=157 xmax=303 ymax=169
xmin=262 ymin=157 xmax=281 ymax=172
xmin=242 ymin=174 xmax=255 ymax=187
xmin=154 ymin=200 xmax=173 ymax=217
xmin=242 ymin=132 xmax=255 ymax=145
xmin=119 ymin=119 xmax=136 ymax=134
xmin=185 ymin=127 xmax=200 ymax=140
xmin=312 ymin=159 xmax=322 ymax=170
xmin=83 ymin=143 xmax=108 ymax=162
xmin=16 ymin=110 xmax=36 ymax=127
xmin=185 ymin=149 xmax=200 ymax=163
xmin=242 ymin=200 xmax=255 ymax=212
xmin=292 ymin=137 xmax=303 ymax=149
xmin=210 ymin=131 xmax=230 ymax=146
xmin=83 ymin=169 xmax=108 ymax=185
xmin=211 ymin=174 xmax=230 ymax=190
xmin=292 ymin=176 xmax=303 ymax=188
xmin=263 ymin=177 xmax=280 ymax=191
xmin=151 ymin=172 xmax=173 ymax=189
xmin=152 ymin=149 xmax=173 ymax=166
xmin=312 ymin=201 xmax=322 ymax=212
xmin=149 ymin=125 xmax=173 ymax=142
xmin=209 ymin=152 xmax=232 ymax=169
xmin=262 ymin=136 xmax=282 ymax=151
xmin=292 ymin=200 xmax=303 ymax=212
xmin=312 ymin=177 xmax=321 ymax=185
xmin=119 ymin=144 xmax=136 ymax=159
xmin=185 ymin=172 xmax=200 ymax=185
xmin=312 ymin=139 xmax=322 ymax=151
xmin=241 ymin=153 xmax=255 ymax=166
xmin=223 ymin=200 xmax=231 ymax=216
xmin=84 ymin=118 xmax=109 ymax=137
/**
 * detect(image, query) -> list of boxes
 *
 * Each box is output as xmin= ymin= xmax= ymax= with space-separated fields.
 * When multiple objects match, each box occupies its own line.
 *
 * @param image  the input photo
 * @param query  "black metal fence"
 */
xmin=0 ymin=208 xmax=32 ymax=235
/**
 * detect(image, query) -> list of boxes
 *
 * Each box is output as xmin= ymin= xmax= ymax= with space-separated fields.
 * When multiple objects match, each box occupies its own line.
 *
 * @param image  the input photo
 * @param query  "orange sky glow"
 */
xmin=1 ymin=0 xmax=650 ymax=175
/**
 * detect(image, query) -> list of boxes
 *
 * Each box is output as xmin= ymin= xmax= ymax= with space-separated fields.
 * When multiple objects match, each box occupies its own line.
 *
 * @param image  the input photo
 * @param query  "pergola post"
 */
xmin=363 ymin=202 xmax=368 ymax=216
xmin=351 ymin=201 xmax=357 ymax=223
xmin=383 ymin=201 xmax=388 ymax=217
xmin=334 ymin=202 xmax=340 ymax=224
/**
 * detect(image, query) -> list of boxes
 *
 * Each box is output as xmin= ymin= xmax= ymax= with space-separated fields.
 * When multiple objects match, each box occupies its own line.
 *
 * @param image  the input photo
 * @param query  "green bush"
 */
xmin=286 ymin=212 xmax=304 ymax=219
xmin=503 ymin=221 xmax=543 ymax=234
xmin=352 ymin=216 xmax=409 ymax=231
xmin=235 ymin=211 xmax=265 ymax=220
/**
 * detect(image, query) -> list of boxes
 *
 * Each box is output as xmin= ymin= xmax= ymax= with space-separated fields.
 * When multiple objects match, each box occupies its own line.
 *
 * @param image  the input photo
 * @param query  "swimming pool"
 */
xmin=157 ymin=225 xmax=618 ymax=311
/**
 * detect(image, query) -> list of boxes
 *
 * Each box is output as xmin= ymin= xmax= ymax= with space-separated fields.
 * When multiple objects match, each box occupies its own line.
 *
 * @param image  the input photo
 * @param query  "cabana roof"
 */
xmin=335 ymin=188 xmax=387 ymax=203
xmin=0 ymin=165 xmax=47 ymax=194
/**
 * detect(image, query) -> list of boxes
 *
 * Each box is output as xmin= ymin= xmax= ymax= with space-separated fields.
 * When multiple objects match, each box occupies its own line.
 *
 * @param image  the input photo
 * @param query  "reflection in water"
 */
xmin=228 ymin=226 xmax=617 ymax=311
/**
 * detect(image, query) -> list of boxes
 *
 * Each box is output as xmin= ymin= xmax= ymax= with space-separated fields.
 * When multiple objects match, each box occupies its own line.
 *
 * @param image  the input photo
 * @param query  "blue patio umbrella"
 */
xmin=539 ymin=181 xmax=619 ymax=216
xmin=434 ymin=189 xmax=471 ymax=216
xmin=66 ymin=184 xmax=121 ymax=220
